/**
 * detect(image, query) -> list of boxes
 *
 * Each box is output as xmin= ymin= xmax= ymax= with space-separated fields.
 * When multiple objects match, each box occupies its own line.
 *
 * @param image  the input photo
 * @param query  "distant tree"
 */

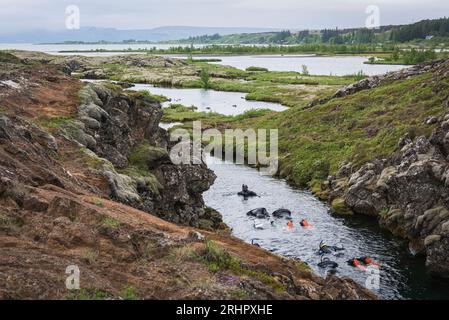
xmin=200 ymin=67 xmax=210 ymax=89
xmin=392 ymin=48 xmax=400 ymax=61
xmin=301 ymin=65 xmax=310 ymax=75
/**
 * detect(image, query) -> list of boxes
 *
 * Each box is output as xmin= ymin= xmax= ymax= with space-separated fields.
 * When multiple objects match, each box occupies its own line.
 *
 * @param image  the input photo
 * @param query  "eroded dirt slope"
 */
xmin=0 ymin=53 xmax=375 ymax=300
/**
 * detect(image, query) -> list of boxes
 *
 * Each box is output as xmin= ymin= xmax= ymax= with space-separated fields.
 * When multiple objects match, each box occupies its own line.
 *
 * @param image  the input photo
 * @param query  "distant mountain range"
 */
xmin=0 ymin=26 xmax=283 ymax=43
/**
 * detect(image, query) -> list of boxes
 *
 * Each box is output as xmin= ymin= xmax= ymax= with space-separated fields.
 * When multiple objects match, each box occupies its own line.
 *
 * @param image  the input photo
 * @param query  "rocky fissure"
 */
xmin=63 ymin=82 xmax=223 ymax=229
xmin=0 ymin=54 xmax=375 ymax=300
xmin=322 ymin=112 xmax=449 ymax=278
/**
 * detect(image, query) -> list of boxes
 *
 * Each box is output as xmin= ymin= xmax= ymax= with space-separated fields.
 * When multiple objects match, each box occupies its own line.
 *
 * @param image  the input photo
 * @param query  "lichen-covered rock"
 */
xmin=70 ymin=83 xmax=220 ymax=228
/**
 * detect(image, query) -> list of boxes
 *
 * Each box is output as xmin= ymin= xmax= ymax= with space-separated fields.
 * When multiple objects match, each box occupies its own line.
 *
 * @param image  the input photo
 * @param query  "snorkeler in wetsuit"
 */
xmin=318 ymin=241 xmax=345 ymax=255
xmin=238 ymin=184 xmax=258 ymax=198
xmin=317 ymin=256 xmax=338 ymax=269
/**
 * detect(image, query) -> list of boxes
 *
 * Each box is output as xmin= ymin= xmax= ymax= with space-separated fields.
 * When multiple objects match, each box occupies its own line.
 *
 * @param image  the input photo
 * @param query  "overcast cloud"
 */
xmin=1 ymin=0 xmax=448 ymax=32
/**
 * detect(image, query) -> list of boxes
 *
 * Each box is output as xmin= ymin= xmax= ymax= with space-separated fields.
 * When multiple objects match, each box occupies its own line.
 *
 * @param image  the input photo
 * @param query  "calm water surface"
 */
xmin=203 ymin=156 xmax=449 ymax=300
xmin=129 ymin=83 xmax=287 ymax=115
xmin=1 ymin=43 xmax=408 ymax=75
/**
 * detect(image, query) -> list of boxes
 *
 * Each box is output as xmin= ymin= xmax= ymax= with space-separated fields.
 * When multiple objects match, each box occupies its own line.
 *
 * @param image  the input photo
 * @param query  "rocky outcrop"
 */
xmin=62 ymin=83 xmax=220 ymax=229
xmin=324 ymin=112 xmax=449 ymax=278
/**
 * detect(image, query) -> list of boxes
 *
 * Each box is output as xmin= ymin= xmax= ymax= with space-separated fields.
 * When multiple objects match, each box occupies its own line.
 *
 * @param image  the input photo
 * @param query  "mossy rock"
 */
xmin=310 ymin=181 xmax=329 ymax=200
xmin=331 ymin=198 xmax=353 ymax=216
xmin=198 ymin=219 xmax=215 ymax=231
xmin=129 ymin=143 xmax=170 ymax=170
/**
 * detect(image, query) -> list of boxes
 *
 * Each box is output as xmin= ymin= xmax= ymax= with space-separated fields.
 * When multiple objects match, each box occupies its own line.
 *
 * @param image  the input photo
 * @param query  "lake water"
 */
xmin=167 ymin=54 xmax=409 ymax=76
xmin=0 ymin=43 xmax=206 ymax=57
xmin=203 ymin=156 xmax=449 ymax=300
xmin=129 ymin=84 xmax=287 ymax=115
xmin=1 ymin=43 xmax=408 ymax=75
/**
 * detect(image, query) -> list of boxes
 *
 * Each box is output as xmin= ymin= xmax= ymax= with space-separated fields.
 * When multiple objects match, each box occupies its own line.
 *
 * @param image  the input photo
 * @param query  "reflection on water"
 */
xmin=203 ymin=155 xmax=449 ymax=300
xmin=130 ymin=84 xmax=287 ymax=116
xmin=167 ymin=54 xmax=409 ymax=76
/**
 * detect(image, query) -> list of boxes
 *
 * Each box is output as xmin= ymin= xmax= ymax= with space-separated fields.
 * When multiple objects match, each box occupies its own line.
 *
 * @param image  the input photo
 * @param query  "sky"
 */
xmin=1 ymin=0 xmax=448 ymax=32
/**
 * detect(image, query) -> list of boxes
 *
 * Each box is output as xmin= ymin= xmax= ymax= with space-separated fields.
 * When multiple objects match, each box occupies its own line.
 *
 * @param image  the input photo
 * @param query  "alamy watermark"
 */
xmin=65 ymin=5 xmax=80 ymax=30
xmin=169 ymin=121 xmax=279 ymax=175
xmin=365 ymin=265 xmax=381 ymax=290
xmin=365 ymin=5 xmax=380 ymax=29
xmin=65 ymin=265 xmax=80 ymax=290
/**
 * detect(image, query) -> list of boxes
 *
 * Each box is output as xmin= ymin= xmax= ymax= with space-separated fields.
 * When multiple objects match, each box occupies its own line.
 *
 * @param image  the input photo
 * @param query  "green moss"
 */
xmin=38 ymin=117 xmax=74 ymax=129
xmin=67 ymin=289 xmax=112 ymax=300
xmin=117 ymin=141 xmax=165 ymax=197
xmin=130 ymin=90 xmax=169 ymax=103
xmin=128 ymin=142 xmax=168 ymax=170
xmin=120 ymin=285 xmax=140 ymax=300
xmin=230 ymin=288 xmax=249 ymax=299
xmin=118 ymin=166 xmax=163 ymax=197
xmin=99 ymin=217 xmax=121 ymax=229
xmin=201 ymin=240 xmax=286 ymax=292
xmin=331 ymin=198 xmax=353 ymax=216
xmin=294 ymin=260 xmax=311 ymax=271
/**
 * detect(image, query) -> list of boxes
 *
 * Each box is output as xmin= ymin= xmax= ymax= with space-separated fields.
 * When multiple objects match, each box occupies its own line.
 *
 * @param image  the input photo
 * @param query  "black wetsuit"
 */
xmin=238 ymin=184 xmax=258 ymax=198
xmin=272 ymin=209 xmax=292 ymax=218
xmin=247 ymin=208 xmax=270 ymax=218
xmin=317 ymin=257 xmax=338 ymax=269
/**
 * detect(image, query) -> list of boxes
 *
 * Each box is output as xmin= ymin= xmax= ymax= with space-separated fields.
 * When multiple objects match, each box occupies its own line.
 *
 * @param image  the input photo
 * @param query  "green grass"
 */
xmin=82 ymin=249 xmax=99 ymax=265
xmin=162 ymin=103 xmax=275 ymax=125
xmin=226 ymin=70 xmax=448 ymax=188
xmin=120 ymin=285 xmax=140 ymax=300
xmin=129 ymin=90 xmax=170 ymax=103
xmin=37 ymin=116 xmax=74 ymax=129
xmin=67 ymin=289 xmax=112 ymax=300
xmin=162 ymin=103 xmax=225 ymax=122
xmin=99 ymin=217 xmax=121 ymax=229
xmin=0 ymin=51 xmax=21 ymax=64
xmin=246 ymin=66 xmax=269 ymax=72
xmin=201 ymin=240 xmax=286 ymax=292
